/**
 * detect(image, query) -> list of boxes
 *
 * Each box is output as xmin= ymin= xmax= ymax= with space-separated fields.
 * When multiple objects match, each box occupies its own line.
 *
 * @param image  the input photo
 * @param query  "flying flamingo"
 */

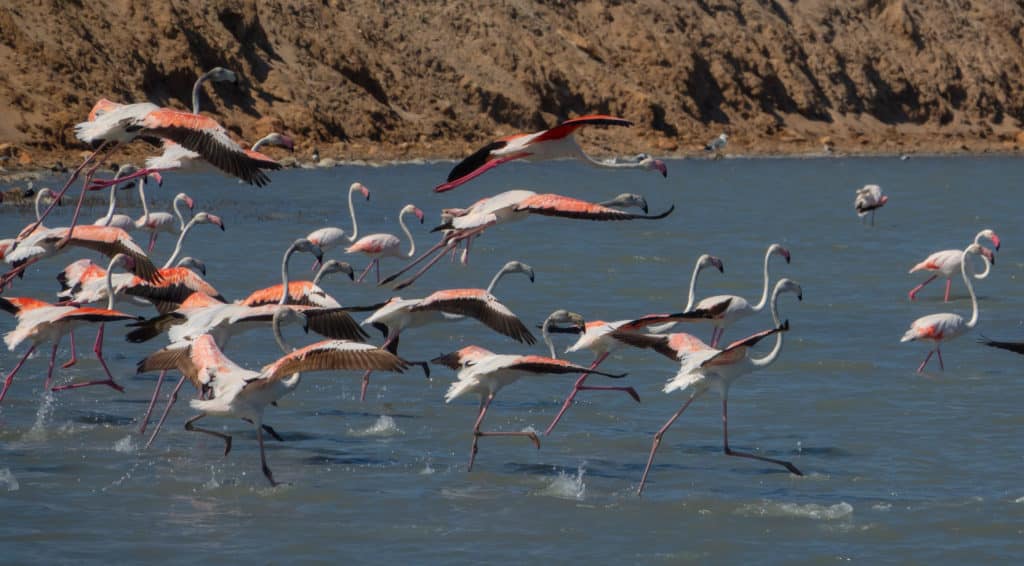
xmin=4 ymin=224 xmax=161 ymax=284
xmin=433 ymin=309 xmax=628 ymax=471
xmin=346 ymin=203 xmax=424 ymax=283
xmin=305 ymin=182 xmax=370 ymax=270
xmin=634 ymin=278 xmax=804 ymax=495
xmin=92 ymin=166 xmax=162 ymax=230
xmin=145 ymin=133 xmax=294 ymax=177
xmin=239 ymin=260 xmax=355 ymax=309
xmin=0 ymin=254 xmax=144 ymax=402
xmin=901 ymin=244 xmax=986 ymax=373
xmin=854 ymin=184 xmax=887 ymax=225
xmin=435 ymin=115 xmax=667 ymax=192
xmin=692 ymin=243 xmax=791 ymax=347
xmin=381 ymin=191 xmax=672 ymax=290
xmin=908 ymin=229 xmax=1000 ymax=302
xmin=138 ymin=307 xmax=408 ymax=485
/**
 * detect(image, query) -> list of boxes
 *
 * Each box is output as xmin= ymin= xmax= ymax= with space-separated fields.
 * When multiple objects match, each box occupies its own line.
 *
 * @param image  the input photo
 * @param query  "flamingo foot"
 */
xmin=51 ymin=378 xmax=125 ymax=393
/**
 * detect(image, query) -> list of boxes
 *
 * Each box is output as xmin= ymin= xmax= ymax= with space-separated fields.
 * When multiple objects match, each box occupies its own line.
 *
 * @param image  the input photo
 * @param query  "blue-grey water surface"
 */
xmin=1 ymin=157 xmax=1023 ymax=563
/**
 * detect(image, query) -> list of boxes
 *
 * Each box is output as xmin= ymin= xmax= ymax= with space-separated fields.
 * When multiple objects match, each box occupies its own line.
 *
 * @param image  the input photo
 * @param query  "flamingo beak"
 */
xmin=282 ymin=135 xmax=295 ymax=152
xmin=982 ymin=247 xmax=995 ymax=265
xmin=185 ymin=196 xmax=195 ymax=211
xmin=414 ymin=207 xmax=425 ymax=223
xmin=653 ymin=159 xmax=667 ymax=178
xmin=360 ymin=185 xmax=370 ymax=200
xmin=211 ymin=214 xmax=225 ymax=231
xmin=781 ymin=248 xmax=791 ymax=264
xmin=713 ymin=258 xmax=724 ymax=273
xmin=992 ymin=234 xmax=1001 ymax=251
xmin=149 ymin=172 xmax=164 ymax=187
xmin=527 ymin=268 xmax=535 ymax=283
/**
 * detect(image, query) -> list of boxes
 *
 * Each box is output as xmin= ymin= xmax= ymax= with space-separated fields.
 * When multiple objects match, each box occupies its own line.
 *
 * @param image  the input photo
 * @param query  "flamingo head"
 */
xmin=543 ymin=309 xmax=586 ymax=334
xmin=600 ymin=193 xmax=649 ymax=214
xmin=639 ymin=154 xmax=668 ymax=177
xmin=204 ymin=67 xmax=239 ymax=85
xmin=111 ymin=253 xmax=136 ymax=273
xmin=769 ymin=244 xmax=791 ymax=264
xmin=193 ymin=212 xmax=225 ymax=231
xmin=978 ymin=245 xmax=996 ymax=266
xmin=979 ymin=229 xmax=1001 ymax=251
xmin=274 ymin=306 xmax=309 ymax=334
xmin=266 ymin=133 xmax=295 ymax=152
xmin=351 ymin=182 xmax=371 ymax=201
xmin=431 ymin=345 xmax=495 ymax=369
xmin=292 ymin=238 xmax=324 ymax=264
xmin=177 ymin=193 xmax=196 ymax=212
xmin=402 ymin=204 xmax=425 ymax=224
xmin=319 ymin=260 xmax=355 ymax=281
xmin=38 ymin=187 xmax=58 ymax=205
xmin=502 ymin=260 xmax=535 ymax=283
xmin=176 ymin=256 xmax=207 ymax=276
xmin=775 ymin=278 xmax=803 ymax=301
xmin=699 ymin=254 xmax=725 ymax=274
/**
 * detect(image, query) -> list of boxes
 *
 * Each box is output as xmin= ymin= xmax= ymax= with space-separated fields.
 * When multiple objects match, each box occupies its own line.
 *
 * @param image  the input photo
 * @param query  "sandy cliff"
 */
xmin=1 ymin=0 xmax=1023 ymax=169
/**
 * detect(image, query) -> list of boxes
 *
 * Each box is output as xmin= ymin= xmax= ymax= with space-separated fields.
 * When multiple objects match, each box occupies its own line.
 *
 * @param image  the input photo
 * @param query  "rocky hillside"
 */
xmin=1 ymin=0 xmax=1023 ymax=168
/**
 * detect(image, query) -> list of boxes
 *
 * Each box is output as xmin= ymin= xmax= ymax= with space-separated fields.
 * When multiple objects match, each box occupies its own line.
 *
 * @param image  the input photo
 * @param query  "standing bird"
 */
xmin=434 ymin=309 xmax=627 ymax=471
xmin=901 ymin=244 xmax=986 ymax=373
xmin=704 ymin=132 xmax=728 ymax=155
xmin=305 ymin=182 xmax=370 ymax=269
xmin=908 ymin=229 xmax=1000 ymax=302
xmin=435 ymin=115 xmax=667 ymax=192
xmin=140 ymin=308 xmax=408 ymax=486
xmin=346 ymin=203 xmax=424 ymax=283
xmin=634 ymin=278 xmax=803 ymax=495
xmin=0 ymin=254 xmax=144 ymax=402
xmin=133 ymin=186 xmax=195 ymax=252
xmin=92 ymin=166 xmax=158 ymax=230
xmin=692 ymin=243 xmax=791 ymax=347
xmin=854 ymin=184 xmax=888 ymax=225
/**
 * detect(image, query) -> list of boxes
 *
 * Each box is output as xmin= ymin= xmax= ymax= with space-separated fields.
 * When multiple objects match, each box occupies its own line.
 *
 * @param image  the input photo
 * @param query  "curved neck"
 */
xmin=972 ymin=253 xmax=992 ymax=280
xmin=251 ymin=135 xmax=272 ymax=152
xmin=137 ymin=178 xmax=151 ymax=222
xmin=35 ymin=191 xmax=49 ymax=221
xmin=751 ymin=286 xmax=785 ymax=368
xmin=104 ymin=257 xmax=120 ymax=311
xmin=581 ymin=151 xmax=643 ymax=170
xmin=272 ymin=310 xmax=294 ymax=354
xmin=172 ymin=196 xmax=188 ymax=230
xmin=961 ymin=250 xmax=979 ymax=329
xmin=312 ymin=264 xmax=329 ymax=286
xmin=347 ymin=185 xmax=361 ymax=242
xmin=191 ymin=73 xmax=210 ymax=114
xmin=542 ymin=319 xmax=557 ymax=359
xmin=279 ymin=244 xmax=297 ymax=305
xmin=685 ymin=261 xmax=704 ymax=311
xmin=162 ymin=217 xmax=197 ymax=268
xmin=486 ymin=266 xmax=512 ymax=294
xmin=98 ymin=184 xmax=118 ymax=225
xmin=752 ymin=249 xmax=773 ymax=312
xmin=399 ymin=210 xmax=416 ymax=258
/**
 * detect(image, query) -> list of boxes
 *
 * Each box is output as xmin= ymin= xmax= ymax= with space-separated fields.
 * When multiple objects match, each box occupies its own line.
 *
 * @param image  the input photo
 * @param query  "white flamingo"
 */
xmin=907 ymin=229 xmax=999 ymax=302
xmin=305 ymin=182 xmax=370 ymax=269
xmin=346 ymin=203 xmax=424 ymax=283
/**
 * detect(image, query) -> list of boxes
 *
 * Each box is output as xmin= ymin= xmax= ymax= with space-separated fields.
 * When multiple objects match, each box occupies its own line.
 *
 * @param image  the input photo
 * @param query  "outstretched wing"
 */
xmin=514 ymin=194 xmax=673 ymax=221
xmin=411 ymin=289 xmax=535 ymax=344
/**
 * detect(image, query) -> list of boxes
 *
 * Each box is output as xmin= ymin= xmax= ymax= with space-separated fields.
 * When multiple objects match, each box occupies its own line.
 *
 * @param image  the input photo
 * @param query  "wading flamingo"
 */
xmin=634 ymin=278 xmax=803 ymax=495
xmin=305 ymin=182 xmax=370 ymax=269
xmin=908 ymin=229 xmax=1000 ymax=302
xmin=435 ymin=115 xmax=666 ymax=192
xmin=901 ymin=244 xmax=986 ymax=373
xmin=346 ymin=203 xmax=424 ymax=283
xmin=134 ymin=188 xmax=195 ymax=252
xmin=854 ymin=184 xmax=887 ymax=225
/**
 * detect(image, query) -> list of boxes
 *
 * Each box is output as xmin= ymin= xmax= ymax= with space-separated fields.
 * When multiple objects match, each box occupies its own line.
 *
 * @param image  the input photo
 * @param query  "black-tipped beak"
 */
xmin=346 ymin=270 xmax=355 ymax=281
xmin=797 ymin=293 xmax=803 ymax=301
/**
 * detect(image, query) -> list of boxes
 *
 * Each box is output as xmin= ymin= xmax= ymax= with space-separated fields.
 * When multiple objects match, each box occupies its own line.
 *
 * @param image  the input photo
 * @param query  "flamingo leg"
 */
xmin=359 ymin=370 xmax=373 ymax=401
xmin=145 ymin=374 xmax=186 ymax=449
xmin=462 ymin=235 xmax=472 ymax=265
xmin=467 ymin=393 xmax=540 ymax=472
xmin=57 ymin=151 xmax=117 ymax=249
xmin=147 ymin=231 xmax=157 ymax=253
xmin=19 ymin=141 xmax=112 ymax=238
xmin=917 ymin=349 xmax=935 ymax=373
xmin=185 ymin=413 xmax=233 ymax=456
xmin=375 ymin=258 xmax=381 ymax=283
xmin=391 ymin=226 xmax=489 ymax=290
xmin=637 ymin=392 xmax=700 ymax=496
xmin=256 ymin=421 xmax=279 ymax=486
xmin=51 ymin=324 xmax=125 ymax=393
xmin=870 ymin=210 xmax=876 ymax=226
xmin=42 ymin=342 xmax=59 ymax=391
xmin=355 ymin=259 xmax=375 ymax=283
xmin=86 ymin=167 xmax=163 ymax=190
xmin=943 ymin=279 xmax=952 ymax=302
xmin=936 ymin=346 xmax=944 ymax=370
xmin=908 ymin=274 xmax=938 ymax=301
xmin=139 ymin=370 xmax=167 ymax=434
xmin=62 ymin=331 xmax=78 ymax=368
xmin=545 ymin=352 xmax=609 ymax=436
xmin=380 ymin=236 xmax=454 ymax=286
xmin=0 ymin=345 xmax=36 ymax=403
xmin=722 ymin=397 xmax=802 ymax=475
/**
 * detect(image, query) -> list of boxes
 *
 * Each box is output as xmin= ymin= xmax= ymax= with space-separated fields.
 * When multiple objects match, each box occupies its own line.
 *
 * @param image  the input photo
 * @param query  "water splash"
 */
xmin=735 ymin=501 xmax=853 ymax=520
xmin=1014 ymin=495 xmax=1024 ymax=504
xmin=21 ymin=392 xmax=55 ymax=442
xmin=348 ymin=415 xmax=403 ymax=437
xmin=113 ymin=435 xmax=137 ymax=454
xmin=536 ymin=463 xmax=586 ymax=500
xmin=419 ymin=458 xmax=436 ymax=475
xmin=0 ymin=468 xmax=19 ymax=491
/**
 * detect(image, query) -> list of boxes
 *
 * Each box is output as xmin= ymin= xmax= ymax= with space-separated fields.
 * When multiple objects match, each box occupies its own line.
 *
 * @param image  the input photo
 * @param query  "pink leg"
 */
xmin=139 ymin=370 xmax=167 ymax=434
xmin=545 ymin=353 xmax=609 ymax=435
xmin=147 ymin=231 xmax=157 ymax=253
xmin=86 ymin=167 xmax=162 ymax=190
xmin=0 ymin=345 xmax=35 ymax=403
xmin=936 ymin=346 xmax=944 ymax=370
xmin=943 ymin=279 xmax=952 ymax=303
xmin=57 ymin=156 xmax=112 ymax=248
xmin=637 ymin=392 xmax=700 ymax=495
xmin=17 ymin=142 xmax=111 ymax=239
xmin=380 ymin=237 xmax=455 ymax=286
xmin=256 ymin=422 xmax=278 ymax=486
xmin=375 ymin=258 xmax=381 ymax=283
xmin=51 ymin=324 xmax=125 ymax=393
xmin=392 ymin=227 xmax=488 ymax=290
xmin=42 ymin=342 xmax=59 ymax=390
xmin=356 ymin=259 xmax=375 ymax=283
xmin=916 ymin=349 xmax=934 ymax=373
xmin=145 ymin=374 xmax=186 ymax=449
xmin=468 ymin=393 xmax=540 ymax=472
xmin=359 ymin=370 xmax=372 ymax=401
xmin=62 ymin=331 xmax=78 ymax=368
xmin=908 ymin=274 xmax=938 ymax=301
xmin=722 ymin=397 xmax=802 ymax=475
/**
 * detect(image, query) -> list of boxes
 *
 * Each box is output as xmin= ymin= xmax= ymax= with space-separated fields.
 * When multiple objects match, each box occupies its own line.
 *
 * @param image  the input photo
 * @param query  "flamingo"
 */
xmin=92 ymin=166 xmax=162 ymax=230
xmin=4 ymin=224 xmax=161 ymax=284
xmin=145 ymin=133 xmax=294 ymax=177
xmin=692 ymin=243 xmax=791 ymax=347
xmin=901 ymin=244 xmax=986 ymax=373
xmin=435 ymin=115 xmax=667 ymax=192
xmin=138 ymin=307 xmax=408 ymax=485
xmin=305 ymin=182 xmax=370 ymax=269
xmin=239 ymin=260 xmax=355 ymax=309
xmin=3 ymin=187 xmax=59 ymax=250
xmin=346 ymin=203 xmax=424 ymax=283
xmin=381 ymin=191 xmax=672 ymax=290
xmin=434 ymin=309 xmax=628 ymax=471
xmin=356 ymin=261 xmax=536 ymax=401
xmin=908 ymin=229 xmax=1000 ymax=302
xmin=854 ymin=184 xmax=887 ymax=225
xmin=133 ymin=187 xmax=196 ymax=252
xmin=634 ymin=278 xmax=804 ymax=495
xmin=0 ymin=254 xmax=144 ymax=402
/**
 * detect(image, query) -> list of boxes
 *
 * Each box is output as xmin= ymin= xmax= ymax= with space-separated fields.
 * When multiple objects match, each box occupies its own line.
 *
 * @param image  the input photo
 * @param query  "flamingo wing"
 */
xmin=620 ymin=299 xmax=734 ymax=331
xmin=59 ymin=226 xmax=161 ymax=283
xmin=502 ymin=355 xmax=627 ymax=378
xmin=123 ymin=268 xmax=225 ymax=313
xmin=701 ymin=322 xmax=789 ymax=368
xmin=606 ymin=331 xmax=682 ymax=361
xmin=532 ymin=114 xmax=633 ymax=143
xmin=514 ymin=194 xmax=673 ymax=220
xmin=978 ymin=336 xmax=1024 ymax=355
xmin=137 ymin=344 xmax=203 ymax=389
xmin=412 ymin=290 xmax=536 ymax=344
xmin=258 ymin=340 xmax=408 ymax=383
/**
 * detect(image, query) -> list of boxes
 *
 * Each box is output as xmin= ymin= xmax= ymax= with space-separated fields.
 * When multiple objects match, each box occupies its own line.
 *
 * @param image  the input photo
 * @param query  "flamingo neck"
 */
xmin=162 ymin=217 xmax=196 ymax=269
xmin=104 ymin=256 xmax=120 ymax=311
xmin=272 ymin=309 xmax=294 ymax=353
xmin=34 ymin=191 xmax=49 ymax=221
xmin=251 ymin=135 xmax=273 ymax=152
xmin=961 ymin=249 xmax=979 ymax=329
xmin=137 ymin=178 xmax=151 ymax=225
xmin=972 ymin=253 xmax=992 ymax=280
xmin=279 ymin=244 xmax=298 ymax=305
xmin=685 ymin=260 xmax=704 ymax=311
xmin=399 ymin=209 xmax=416 ymax=258
xmin=752 ymin=248 xmax=773 ymax=312
xmin=581 ymin=150 xmax=645 ymax=170
xmin=347 ymin=185 xmax=361 ymax=242
xmin=172 ymin=196 xmax=188 ymax=231
xmin=312 ymin=264 xmax=329 ymax=286
xmin=751 ymin=286 xmax=785 ymax=368
xmin=191 ymin=72 xmax=211 ymax=115
xmin=486 ymin=265 xmax=513 ymax=294
xmin=542 ymin=320 xmax=557 ymax=359
xmin=98 ymin=183 xmax=118 ymax=226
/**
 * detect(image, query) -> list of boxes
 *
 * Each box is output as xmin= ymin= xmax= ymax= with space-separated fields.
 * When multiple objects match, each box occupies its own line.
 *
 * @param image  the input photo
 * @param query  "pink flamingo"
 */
xmin=346 ymin=203 xmax=424 ymax=283
xmin=0 ymin=254 xmax=144 ymax=402
xmin=908 ymin=229 xmax=1000 ymax=302
xmin=435 ymin=115 xmax=667 ymax=192
xmin=902 ymin=244 xmax=986 ymax=373
xmin=305 ymin=182 xmax=370 ymax=270
xmin=4 ymin=224 xmax=161 ymax=284
xmin=634 ymin=278 xmax=803 ymax=495
xmin=854 ymin=184 xmax=887 ymax=225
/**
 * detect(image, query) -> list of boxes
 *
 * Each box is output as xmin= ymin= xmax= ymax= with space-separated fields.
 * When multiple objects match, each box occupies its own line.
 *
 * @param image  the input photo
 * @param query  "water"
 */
xmin=2 ymin=157 xmax=1023 ymax=562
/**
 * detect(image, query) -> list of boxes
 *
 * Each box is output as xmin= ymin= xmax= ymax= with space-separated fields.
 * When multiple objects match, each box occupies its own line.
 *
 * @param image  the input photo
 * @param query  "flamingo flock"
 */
xmin=0 ymin=67 xmax=1010 ymax=493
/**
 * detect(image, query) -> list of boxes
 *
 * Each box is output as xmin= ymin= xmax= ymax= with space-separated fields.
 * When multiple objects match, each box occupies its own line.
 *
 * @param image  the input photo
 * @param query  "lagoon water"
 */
xmin=1 ymin=156 xmax=1023 ymax=563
